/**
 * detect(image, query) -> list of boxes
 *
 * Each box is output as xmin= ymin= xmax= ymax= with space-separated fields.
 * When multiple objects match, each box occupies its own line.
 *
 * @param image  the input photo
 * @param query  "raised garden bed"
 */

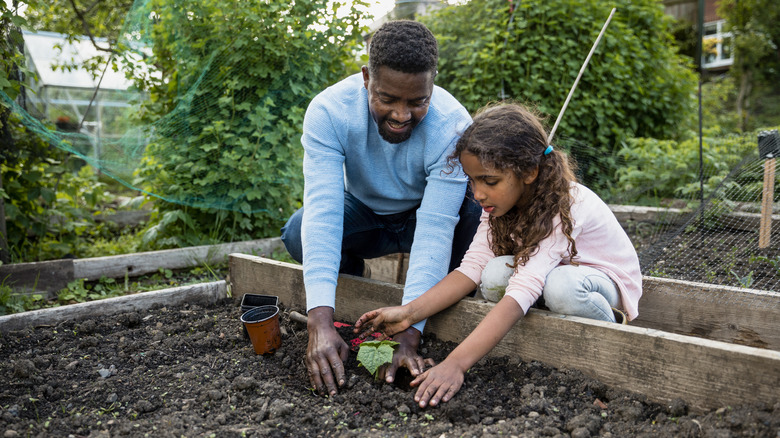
xmin=1 ymin=218 xmax=778 ymax=436
xmin=1 ymin=267 xmax=778 ymax=437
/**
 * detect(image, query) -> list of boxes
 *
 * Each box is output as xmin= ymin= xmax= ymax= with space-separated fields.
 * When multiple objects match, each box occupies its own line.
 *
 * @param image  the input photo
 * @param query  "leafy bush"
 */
xmin=128 ymin=0 xmax=368 ymax=248
xmin=423 ymin=0 xmax=698 ymax=185
xmin=0 ymin=283 xmax=46 ymax=316
xmin=0 ymin=113 xmax=127 ymax=261
xmin=614 ymin=128 xmax=778 ymax=206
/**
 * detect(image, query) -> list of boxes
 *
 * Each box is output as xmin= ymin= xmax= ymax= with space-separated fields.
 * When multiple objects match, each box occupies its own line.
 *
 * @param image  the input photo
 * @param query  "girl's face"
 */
xmin=460 ymin=151 xmax=538 ymax=217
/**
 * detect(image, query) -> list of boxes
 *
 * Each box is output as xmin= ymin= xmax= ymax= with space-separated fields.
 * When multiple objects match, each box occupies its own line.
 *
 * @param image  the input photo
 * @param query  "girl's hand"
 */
xmin=354 ymin=306 xmax=412 ymax=339
xmin=410 ymin=359 xmax=465 ymax=408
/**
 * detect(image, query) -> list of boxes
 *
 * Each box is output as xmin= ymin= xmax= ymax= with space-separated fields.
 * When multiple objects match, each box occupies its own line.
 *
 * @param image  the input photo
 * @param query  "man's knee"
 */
xmin=280 ymin=208 xmax=304 ymax=263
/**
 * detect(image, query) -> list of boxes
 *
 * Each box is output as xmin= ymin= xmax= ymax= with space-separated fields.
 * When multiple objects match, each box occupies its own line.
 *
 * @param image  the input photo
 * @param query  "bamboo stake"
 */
xmin=759 ymin=157 xmax=775 ymax=249
xmin=547 ymin=7 xmax=617 ymax=145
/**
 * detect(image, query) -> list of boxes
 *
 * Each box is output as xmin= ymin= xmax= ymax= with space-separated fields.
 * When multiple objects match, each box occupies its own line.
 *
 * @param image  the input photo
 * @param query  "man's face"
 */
xmin=363 ymin=65 xmax=434 ymax=144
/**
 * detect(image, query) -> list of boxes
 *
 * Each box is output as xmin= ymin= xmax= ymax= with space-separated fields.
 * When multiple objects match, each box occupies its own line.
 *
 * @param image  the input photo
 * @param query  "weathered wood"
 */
xmin=0 ymin=259 xmax=74 ymax=293
xmin=634 ymin=277 xmax=780 ymax=349
xmin=609 ymin=204 xmax=688 ymax=225
xmin=95 ymin=210 xmax=151 ymax=227
xmin=228 ymin=254 xmax=780 ymax=412
xmin=0 ymin=281 xmax=227 ymax=333
xmin=428 ymin=304 xmax=780 ymax=414
xmin=0 ymin=237 xmax=284 ymax=293
xmin=759 ymin=157 xmax=776 ymax=248
xmin=74 ymin=238 xmax=285 ymax=280
xmin=609 ymin=203 xmax=780 ymax=232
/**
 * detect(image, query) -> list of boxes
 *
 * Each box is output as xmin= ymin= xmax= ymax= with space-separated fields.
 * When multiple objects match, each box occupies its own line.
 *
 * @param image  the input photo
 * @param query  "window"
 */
xmin=702 ymin=20 xmax=733 ymax=69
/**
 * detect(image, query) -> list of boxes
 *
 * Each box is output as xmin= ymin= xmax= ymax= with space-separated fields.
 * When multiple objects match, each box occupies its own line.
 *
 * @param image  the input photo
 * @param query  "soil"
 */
xmin=2 ymin=300 xmax=778 ymax=437
xmin=628 ymin=223 xmax=780 ymax=292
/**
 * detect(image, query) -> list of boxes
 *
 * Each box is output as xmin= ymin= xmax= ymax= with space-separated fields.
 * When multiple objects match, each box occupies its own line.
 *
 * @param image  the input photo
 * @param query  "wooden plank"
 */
xmin=75 ymin=237 xmax=285 ymax=280
xmin=428 ymin=305 xmax=780 ymax=413
xmin=0 ymin=259 xmax=74 ymax=293
xmin=635 ymin=277 xmax=780 ymax=349
xmin=609 ymin=204 xmax=688 ymax=225
xmin=290 ymin=255 xmax=780 ymax=350
xmin=0 ymin=280 xmax=227 ymax=333
xmin=0 ymin=238 xmax=284 ymax=294
xmin=608 ymin=204 xmax=780 ymax=232
xmin=228 ymin=254 xmax=780 ymax=412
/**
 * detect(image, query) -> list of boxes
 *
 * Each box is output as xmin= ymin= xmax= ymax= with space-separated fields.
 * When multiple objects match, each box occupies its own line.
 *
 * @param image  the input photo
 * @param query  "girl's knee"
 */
xmin=480 ymin=256 xmax=514 ymax=302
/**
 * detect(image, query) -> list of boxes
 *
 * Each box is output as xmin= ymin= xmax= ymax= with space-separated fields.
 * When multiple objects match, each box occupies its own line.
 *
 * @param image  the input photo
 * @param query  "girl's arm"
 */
xmin=354 ymin=270 xmax=477 ymax=338
xmin=410 ymin=296 xmax=524 ymax=408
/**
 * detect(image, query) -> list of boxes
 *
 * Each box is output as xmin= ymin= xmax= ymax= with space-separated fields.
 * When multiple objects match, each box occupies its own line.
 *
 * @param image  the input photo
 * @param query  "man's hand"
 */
xmin=306 ymin=307 xmax=349 ymax=396
xmin=376 ymin=327 xmax=433 ymax=384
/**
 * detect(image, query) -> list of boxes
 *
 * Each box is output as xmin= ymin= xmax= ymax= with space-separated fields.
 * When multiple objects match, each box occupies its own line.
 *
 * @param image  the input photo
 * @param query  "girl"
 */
xmin=354 ymin=102 xmax=642 ymax=408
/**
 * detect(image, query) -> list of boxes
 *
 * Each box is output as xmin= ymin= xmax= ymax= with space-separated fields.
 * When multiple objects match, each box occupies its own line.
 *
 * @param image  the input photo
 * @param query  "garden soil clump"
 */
xmin=1 ymin=300 xmax=778 ymax=437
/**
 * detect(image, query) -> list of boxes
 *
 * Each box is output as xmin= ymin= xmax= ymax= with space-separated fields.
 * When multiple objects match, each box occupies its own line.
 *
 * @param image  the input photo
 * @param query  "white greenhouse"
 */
xmin=22 ymin=30 xmax=145 ymax=166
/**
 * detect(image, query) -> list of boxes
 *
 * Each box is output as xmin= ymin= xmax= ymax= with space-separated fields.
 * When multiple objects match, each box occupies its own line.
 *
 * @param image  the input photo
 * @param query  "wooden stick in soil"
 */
xmin=547 ymin=7 xmax=616 ymax=145
xmin=759 ymin=157 xmax=775 ymax=248
xmin=290 ymin=311 xmax=308 ymax=325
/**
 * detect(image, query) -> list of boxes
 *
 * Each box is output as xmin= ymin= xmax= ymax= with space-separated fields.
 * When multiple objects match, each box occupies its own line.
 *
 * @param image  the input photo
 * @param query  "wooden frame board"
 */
xmin=229 ymin=254 xmax=780 ymax=412
xmin=1 ymin=237 xmax=284 ymax=294
xmin=0 ymin=281 xmax=227 ymax=333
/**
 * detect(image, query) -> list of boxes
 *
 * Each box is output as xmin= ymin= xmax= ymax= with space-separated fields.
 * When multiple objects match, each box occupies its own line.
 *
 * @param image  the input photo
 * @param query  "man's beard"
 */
xmin=377 ymin=118 xmax=416 ymax=144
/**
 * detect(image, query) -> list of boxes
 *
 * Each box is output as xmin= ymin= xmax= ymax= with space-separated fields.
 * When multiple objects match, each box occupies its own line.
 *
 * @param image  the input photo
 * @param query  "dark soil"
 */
xmin=2 ymin=300 xmax=778 ymax=437
xmin=629 ymin=223 xmax=780 ymax=292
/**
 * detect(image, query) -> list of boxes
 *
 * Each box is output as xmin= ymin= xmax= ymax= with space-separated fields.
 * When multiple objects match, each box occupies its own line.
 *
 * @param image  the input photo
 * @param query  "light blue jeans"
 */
xmin=481 ymin=256 xmax=620 ymax=323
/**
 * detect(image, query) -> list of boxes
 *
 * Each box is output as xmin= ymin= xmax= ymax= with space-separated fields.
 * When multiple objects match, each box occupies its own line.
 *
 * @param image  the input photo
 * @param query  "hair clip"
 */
xmin=544 ymin=145 xmax=554 ymax=156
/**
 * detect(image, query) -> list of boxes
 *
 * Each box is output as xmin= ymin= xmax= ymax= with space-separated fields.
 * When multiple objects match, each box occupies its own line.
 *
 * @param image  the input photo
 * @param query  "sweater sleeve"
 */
xmin=300 ymin=96 xmax=347 ymax=312
xmin=402 ymin=111 xmax=471 ymax=333
xmin=456 ymin=212 xmax=577 ymax=314
xmin=503 ymin=218 xmax=575 ymax=313
xmin=455 ymin=211 xmax=494 ymax=284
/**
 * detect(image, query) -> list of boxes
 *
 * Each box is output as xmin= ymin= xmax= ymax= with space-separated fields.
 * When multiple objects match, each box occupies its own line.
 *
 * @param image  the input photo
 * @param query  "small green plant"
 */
xmin=57 ymin=278 xmax=127 ymax=304
xmin=0 ymin=284 xmax=47 ymax=316
xmin=356 ymin=340 xmax=399 ymax=379
xmin=749 ymin=254 xmax=780 ymax=275
xmin=730 ymin=270 xmax=755 ymax=288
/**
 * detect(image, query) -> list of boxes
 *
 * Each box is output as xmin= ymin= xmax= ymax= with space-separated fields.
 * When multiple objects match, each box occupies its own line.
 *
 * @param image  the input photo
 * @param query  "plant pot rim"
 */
xmin=240 ymin=305 xmax=279 ymax=324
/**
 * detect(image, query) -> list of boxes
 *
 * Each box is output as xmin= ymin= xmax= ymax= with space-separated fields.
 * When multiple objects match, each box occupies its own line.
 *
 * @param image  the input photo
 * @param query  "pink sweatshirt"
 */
xmin=456 ymin=183 xmax=642 ymax=320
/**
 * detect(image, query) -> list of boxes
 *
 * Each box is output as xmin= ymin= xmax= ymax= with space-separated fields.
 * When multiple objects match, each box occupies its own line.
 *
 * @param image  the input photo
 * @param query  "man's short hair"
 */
xmin=368 ymin=20 xmax=438 ymax=76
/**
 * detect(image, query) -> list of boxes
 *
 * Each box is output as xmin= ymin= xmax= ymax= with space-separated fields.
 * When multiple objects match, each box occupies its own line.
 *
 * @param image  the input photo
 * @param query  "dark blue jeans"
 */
xmin=281 ymin=191 xmax=482 ymax=277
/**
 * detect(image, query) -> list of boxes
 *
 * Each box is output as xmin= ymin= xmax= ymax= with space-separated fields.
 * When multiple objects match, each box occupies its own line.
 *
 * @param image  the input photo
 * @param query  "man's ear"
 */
xmin=362 ymin=66 xmax=370 ymax=89
xmin=524 ymin=166 xmax=539 ymax=184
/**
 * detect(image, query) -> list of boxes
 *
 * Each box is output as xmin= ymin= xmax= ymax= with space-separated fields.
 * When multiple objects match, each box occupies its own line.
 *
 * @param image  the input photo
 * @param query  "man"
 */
xmin=281 ymin=20 xmax=480 ymax=396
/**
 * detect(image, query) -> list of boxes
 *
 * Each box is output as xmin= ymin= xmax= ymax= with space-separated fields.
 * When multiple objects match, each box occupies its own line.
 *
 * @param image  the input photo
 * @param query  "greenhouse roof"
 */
xmin=23 ymin=30 xmax=135 ymax=91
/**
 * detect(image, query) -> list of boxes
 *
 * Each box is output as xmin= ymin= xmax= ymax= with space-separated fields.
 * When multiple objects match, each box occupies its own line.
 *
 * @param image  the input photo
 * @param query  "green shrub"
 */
xmin=423 ymin=0 xmax=697 ymax=148
xmin=1 ymin=113 xmax=123 ymax=262
xmin=130 ymin=0 xmax=368 ymax=248
xmin=614 ymin=128 xmax=778 ymax=206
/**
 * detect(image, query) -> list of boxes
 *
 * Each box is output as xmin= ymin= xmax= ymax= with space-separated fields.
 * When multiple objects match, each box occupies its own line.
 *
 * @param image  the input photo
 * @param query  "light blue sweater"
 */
xmin=301 ymin=73 xmax=472 ymax=332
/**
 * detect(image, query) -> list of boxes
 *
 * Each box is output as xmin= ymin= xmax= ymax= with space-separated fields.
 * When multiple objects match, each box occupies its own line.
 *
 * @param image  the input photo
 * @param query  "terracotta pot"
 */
xmin=241 ymin=305 xmax=281 ymax=355
xmin=240 ymin=294 xmax=279 ymax=338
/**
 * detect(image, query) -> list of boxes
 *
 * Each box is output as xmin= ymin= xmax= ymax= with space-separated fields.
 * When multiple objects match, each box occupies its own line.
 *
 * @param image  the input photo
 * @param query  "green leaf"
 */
xmin=356 ymin=340 xmax=399 ymax=379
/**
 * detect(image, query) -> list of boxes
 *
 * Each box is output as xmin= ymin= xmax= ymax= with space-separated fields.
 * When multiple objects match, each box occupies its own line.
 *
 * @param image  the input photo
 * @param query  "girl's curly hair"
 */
xmin=447 ymin=102 xmax=579 ymax=268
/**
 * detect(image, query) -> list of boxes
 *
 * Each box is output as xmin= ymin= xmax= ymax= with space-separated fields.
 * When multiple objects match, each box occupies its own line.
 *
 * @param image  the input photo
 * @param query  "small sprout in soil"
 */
xmin=356 ymin=340 xmax=399 ymax=379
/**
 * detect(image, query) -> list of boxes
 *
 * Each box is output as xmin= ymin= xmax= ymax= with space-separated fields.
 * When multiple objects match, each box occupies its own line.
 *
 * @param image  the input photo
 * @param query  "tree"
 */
xmin=717 ymin=0 xmax=780 ymax=131
xmin=422 ymin=0 xmax=698 ymax=186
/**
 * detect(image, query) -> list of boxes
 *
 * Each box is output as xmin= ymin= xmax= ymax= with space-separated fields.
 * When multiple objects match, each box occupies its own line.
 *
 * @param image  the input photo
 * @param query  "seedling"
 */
xmin=356 ymin=340 xmax=399 ymax=379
